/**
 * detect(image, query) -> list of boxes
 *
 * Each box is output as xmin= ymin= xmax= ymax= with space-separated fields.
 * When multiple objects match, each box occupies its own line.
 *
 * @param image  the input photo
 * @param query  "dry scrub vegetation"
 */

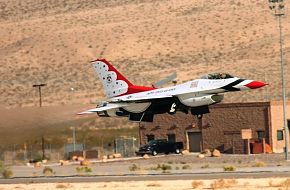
xmin=1 ymin=0 xmax=290 ymax=145
xmin=1 ymin=0 xmax=290 ymax=109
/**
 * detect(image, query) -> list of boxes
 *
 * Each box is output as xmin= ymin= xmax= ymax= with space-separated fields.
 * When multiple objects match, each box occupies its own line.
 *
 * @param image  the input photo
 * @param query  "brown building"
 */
xmin=139 ymin=101 xmax=290 ymax=154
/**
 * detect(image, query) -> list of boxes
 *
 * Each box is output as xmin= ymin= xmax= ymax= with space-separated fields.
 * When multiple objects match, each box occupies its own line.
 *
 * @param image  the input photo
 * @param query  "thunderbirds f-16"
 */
xmin=79 ymin=58 xmax=267 ymax=122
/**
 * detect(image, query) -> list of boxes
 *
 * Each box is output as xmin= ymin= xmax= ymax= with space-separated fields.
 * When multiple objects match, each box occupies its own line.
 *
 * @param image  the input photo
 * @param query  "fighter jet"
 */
xmin=79 ymin=58 xmax=267 ymax=122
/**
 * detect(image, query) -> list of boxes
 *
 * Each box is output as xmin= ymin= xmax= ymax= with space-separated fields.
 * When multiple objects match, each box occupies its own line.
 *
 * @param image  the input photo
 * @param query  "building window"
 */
xmin=147 ymin=135 xmax=155 ymax=142
xmin=277 ymin=130 xmax=284 ymax=141
xmin=167 ymin=134 xmax=176 ymax=142
xmin=257 ymin=130 xmax=265 ymax=140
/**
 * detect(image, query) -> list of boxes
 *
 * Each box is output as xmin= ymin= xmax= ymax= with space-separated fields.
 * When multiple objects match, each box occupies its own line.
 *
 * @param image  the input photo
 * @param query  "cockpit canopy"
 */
xmin=200 ymin=73 xmax=234 ymax=80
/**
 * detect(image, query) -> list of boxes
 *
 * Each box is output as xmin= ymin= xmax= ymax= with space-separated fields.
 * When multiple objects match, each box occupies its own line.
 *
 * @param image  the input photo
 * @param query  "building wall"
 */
xmin=139 ymin=113 xmax=199 ymax=149
xmin=270 ymin=101 xmax=290 ymax=153
xmin=203 ymin=102 xmax=271 ymax=154
xmin=140 ymin=102 xmax=271 ymax=154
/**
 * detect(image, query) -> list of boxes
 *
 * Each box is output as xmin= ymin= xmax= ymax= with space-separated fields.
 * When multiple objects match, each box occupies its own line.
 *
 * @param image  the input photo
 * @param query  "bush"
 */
xmin=150 ymin=164 xmax=172 ymax=172
xmin=43 ymin=166 xmax=54 ymax=176
xmin=0 ymin=161 xmax=13 ymax=178
xmin=223 ymin=166 xmax=236 ymax=172
xmin=84 ymin=167 xmax=92 ymax=173
xmin=191 ymin=181 xmax=203 ymax=189
xmin=76 ymin=166 xmax=92 ymax=174
xmin=129 ymin=164 xmax=140 ymax=171
xmin=201 ymin=164 xmax=210 ymax=169
xmin=182 ymin=165 xmax=191 ymax=170
xmin=1 ymin=168 xmax=13 ymax=179
xmin=159 ymin=164 xmax=172 ymax=171
xmin=253 ymin=161 xmax=266 ymax=167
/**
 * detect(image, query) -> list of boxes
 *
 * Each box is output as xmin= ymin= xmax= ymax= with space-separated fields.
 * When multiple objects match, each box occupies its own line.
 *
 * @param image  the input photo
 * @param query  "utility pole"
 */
xmin=32 ymin=84 xmax=46 ymax=107
xmin=73 ymin=127 xmax=76 ymax=152
xmin=41 ymin=136 xmax=45 ymax=160
xmin=268 ymin=0 xmax=288 ymax=160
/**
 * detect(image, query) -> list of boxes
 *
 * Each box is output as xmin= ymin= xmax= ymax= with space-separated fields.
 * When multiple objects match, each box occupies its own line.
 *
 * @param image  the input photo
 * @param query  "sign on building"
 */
xmin=241 ymin=129 xmax=252 ymax=139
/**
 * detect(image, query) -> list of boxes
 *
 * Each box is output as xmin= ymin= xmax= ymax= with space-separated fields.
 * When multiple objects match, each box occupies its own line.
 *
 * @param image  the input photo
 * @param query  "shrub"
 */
xmin=160 ymin=164 xmax=172 ymax=171
xmin=1 ymin=168 xmax=13 ymax=179
xmin=84 ymin=167 xmax=92 ymax=173
xmin=43 ymin=166 xmax=54 ymax=176
xmin=253 ymin=161 xmax=266 ymax=167
xmin=223 ymin=166 xmax=236 ymax=172
xmin=182 ymin=165 xmax=191 ymax=170
xmin=146 ymin=182 xmax=162 ymax=187
xmin=191 ymin=181 xmax=203 ymax=189
xmin=201 ymin=164 xmax=210 ymax=169
xmin=150 ymin=164 xmax=172 ymax=172
xmin=0 ymin=161 xmax=13 ymax=179
xmin=76 ymin=166 xmax=92 ymax=174
xmin=211 ymin=179 xmax=226 ymax=189
xmin=56 ymin=184 xmax=69 ymax=188
xmin=211 ymin=179 xmax=238 ymax=189
xmin=280 ymin=178 xmax=290 ymax=189
xmin=129 ymin=164 xmax=140 ymax=171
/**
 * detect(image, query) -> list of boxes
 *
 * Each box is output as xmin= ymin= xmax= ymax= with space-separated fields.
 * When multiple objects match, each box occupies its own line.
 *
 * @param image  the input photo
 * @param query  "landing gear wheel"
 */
xmin=152 ymin=150 xmax=158 ymax=156
xmin=197 ymin=114 xmax=203 ymax=119
xmin=175 ymin=148 xmax=181 ymax=154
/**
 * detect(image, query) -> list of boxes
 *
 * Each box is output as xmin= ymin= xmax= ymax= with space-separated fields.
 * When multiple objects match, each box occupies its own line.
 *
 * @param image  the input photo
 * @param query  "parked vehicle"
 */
xmin=137 ymin=139 xmax=183 ymax=156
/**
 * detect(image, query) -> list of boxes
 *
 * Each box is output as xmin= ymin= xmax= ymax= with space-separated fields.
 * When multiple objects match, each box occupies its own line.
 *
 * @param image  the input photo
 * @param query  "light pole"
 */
xmin=268 ymin=0 xmax=288 ymax=160
xmin=73 ymin=126 xmax=76 ymax=152
xmin=32 ymin=83 xmax=46 ymax=107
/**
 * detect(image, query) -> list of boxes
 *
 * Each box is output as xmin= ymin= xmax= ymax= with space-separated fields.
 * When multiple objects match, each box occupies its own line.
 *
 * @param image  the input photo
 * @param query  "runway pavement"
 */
xmin=1 ymin=170 xmax=290 ymax=184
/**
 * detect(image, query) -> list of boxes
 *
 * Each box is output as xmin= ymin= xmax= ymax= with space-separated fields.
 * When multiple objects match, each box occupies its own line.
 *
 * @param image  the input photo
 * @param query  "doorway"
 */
xmin=188 ymin=132 xmax=202 ymax=152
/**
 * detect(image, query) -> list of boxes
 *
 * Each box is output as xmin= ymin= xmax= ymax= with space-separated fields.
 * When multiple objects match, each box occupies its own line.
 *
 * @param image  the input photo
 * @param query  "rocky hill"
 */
xmin=1 ymin=0 xmax=290 ymax=109
xmin=1 ymin=0 xmax=290 ymax=148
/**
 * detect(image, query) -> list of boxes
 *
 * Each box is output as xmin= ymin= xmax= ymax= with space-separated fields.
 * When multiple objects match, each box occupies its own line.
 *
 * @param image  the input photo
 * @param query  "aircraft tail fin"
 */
xmin=92 ymin=58 xmax=155 ymax=98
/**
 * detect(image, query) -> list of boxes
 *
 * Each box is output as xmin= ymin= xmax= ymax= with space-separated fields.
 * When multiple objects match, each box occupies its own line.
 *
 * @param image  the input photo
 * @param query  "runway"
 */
xmin=1 ymin=170 xmax=290 ymax=184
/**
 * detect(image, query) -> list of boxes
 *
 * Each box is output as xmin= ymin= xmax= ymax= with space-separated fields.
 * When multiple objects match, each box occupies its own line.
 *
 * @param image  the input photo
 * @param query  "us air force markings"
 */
xmin=1 ymin=171 xmax=290 ymax=184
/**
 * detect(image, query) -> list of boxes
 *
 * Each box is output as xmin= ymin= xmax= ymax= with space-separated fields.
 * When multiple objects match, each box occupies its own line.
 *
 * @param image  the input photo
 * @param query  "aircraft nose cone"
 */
xmin=245 ymin=81 xmax=268 ymax=89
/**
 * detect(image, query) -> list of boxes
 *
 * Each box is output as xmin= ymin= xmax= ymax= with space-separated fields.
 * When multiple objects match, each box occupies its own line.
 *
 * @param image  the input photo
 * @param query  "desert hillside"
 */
xmin=1 ymin=0 xmax=290 ymax=109
xmin=1 ymin=0 xmax=290 ymax=147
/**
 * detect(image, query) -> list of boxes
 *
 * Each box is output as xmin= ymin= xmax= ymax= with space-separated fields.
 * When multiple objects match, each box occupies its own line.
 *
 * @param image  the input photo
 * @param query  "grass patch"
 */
xmin=223 ymin=166 xmax=236 ymax=172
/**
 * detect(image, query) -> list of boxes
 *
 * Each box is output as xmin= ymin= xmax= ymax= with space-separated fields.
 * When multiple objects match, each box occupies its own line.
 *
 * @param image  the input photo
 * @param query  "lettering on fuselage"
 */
xmin=146 ymin=88 xmax=176 ymax=95
xmin=190 ymin=81 xmax=199 ymax=88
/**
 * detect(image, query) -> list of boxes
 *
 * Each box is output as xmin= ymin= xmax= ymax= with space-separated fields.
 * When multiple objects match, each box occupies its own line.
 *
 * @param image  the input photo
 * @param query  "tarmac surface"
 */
xmin=1 ymin=169 xmax=290 ymax=184
xmin=1 ymin=153 xmax=290 ymax=184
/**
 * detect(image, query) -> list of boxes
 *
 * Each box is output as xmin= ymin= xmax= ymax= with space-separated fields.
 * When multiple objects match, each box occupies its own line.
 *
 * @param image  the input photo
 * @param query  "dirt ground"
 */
xmin=1 ymin=178 xmax=290 ymax=190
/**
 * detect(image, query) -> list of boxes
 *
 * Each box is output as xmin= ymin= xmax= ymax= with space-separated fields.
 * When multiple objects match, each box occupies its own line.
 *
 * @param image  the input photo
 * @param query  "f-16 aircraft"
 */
xmin=79 ymin=58 xmax=267 ymax=122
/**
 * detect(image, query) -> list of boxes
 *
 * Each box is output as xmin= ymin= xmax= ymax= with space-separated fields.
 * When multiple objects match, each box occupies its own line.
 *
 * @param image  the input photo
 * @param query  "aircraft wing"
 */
xmin=78 ymin=103 xmax=128 ymax=114
xmin=110 ymin=94 xmax=173 ymax=102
